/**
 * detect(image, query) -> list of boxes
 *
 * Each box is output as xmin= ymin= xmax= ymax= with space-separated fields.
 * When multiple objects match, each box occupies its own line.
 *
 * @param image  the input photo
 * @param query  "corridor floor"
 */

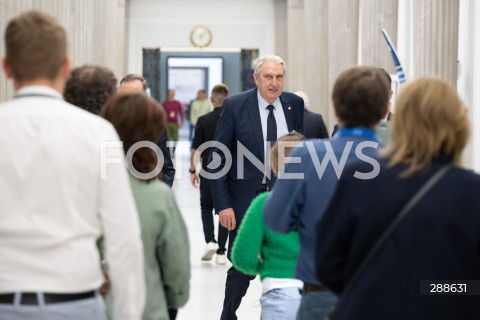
xmin=172 ymin=140 xmax=262 ymax=320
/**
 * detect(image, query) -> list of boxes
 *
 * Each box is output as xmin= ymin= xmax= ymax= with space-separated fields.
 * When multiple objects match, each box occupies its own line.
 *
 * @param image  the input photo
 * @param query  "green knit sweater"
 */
xmin=232 ymin=192 xmax=300 ymax=280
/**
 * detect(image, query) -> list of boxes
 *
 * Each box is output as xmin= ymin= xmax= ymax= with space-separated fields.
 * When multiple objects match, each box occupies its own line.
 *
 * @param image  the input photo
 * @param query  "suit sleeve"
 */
xmin=296 ymin=96 xmax=305 ymax=134
xmin=231 ymin=193 xmax=268 ymax=275
xmin=315 ymin=176 xmax=355 ymax=294
xmin=191 ymin=117 xmax=205 ymax=150
xmin=318 ymin=115 xmax=329 ymax=139
xmin=263 ymin=146 xmax=306 ymax=233
xmin=208 ymin=100 xmax=235 ymax=212
xmin=157 ymin=131 xmax=175 ymax=187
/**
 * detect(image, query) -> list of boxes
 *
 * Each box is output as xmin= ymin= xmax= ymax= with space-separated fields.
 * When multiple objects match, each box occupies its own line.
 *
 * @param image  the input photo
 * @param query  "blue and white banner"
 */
xmin=381 ymin=28 xmax=406 ymax=84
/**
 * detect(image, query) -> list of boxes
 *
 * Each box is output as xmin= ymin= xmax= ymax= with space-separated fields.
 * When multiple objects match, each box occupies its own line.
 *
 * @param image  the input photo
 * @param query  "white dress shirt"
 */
xmin=257 ymin=92 xmax=289 ymax=182
xmin=257 ymin=91 xmax=289 ymax=143
xmin=0 ymin=86 xmax=145 ymax=319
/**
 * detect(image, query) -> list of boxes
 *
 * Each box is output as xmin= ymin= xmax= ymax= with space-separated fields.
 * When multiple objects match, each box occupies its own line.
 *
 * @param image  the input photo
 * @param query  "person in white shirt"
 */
xmin=0 ymin=10 xmax=145 ymax=320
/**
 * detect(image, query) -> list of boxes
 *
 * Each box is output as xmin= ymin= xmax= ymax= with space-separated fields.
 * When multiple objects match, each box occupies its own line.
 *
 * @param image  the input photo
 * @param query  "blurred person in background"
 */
xmin=64 ymin=64 xmax=117 ymax=114
xmin=162 ymin=89 xmax=183 ymax=155
xmin=190 ymin=84 xmax=230 ymax=265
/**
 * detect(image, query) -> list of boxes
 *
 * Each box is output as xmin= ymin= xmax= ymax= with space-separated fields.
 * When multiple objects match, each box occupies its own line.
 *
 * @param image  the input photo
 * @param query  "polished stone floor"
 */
xmin=171 ymin=139 xmax=262 ymax=320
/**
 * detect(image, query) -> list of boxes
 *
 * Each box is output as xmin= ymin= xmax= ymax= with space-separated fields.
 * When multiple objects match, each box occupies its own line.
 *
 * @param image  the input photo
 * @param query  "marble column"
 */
xmin=360 ymin=0 xmax=398 ymax=73
xmin=286 ymin=0 xmax=305 ymax=92
xmin=412 ymin=0 xmax=459 ymax=85
xmin=303 ymin=0 xmax=329 ymax=120
xmin=0 ymin=0 xmax=126 ymax=101
xmin=274 ymin=0 xmax=288 ymax=65
xmin=327 ymin=0 xmax=360 ymax=128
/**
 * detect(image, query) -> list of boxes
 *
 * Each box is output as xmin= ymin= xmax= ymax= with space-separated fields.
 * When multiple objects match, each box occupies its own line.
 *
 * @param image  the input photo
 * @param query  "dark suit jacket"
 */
xmin=210 ymin=88 xmax=304 ymax=223
xmin=157 ymin=131 xmax=175 ymax=187
xmin=315 ymin=157 xmax=480 ymax=320
xmin=303 ymin=108 xmax=329 ymax=139
xmin=192 ymin=107 xmax=221 ymax=169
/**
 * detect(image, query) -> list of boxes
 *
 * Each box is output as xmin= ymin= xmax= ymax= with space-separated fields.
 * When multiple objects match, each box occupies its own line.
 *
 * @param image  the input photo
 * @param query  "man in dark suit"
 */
xmin=190 ymin=84 xmax=230 ymax=265
xmin=209 ymin=55 xmax=304 ymax=320
xmin=119 ymin=74 xmax=176 ymax=187
xmin=294 ymin=91 xmax=329 ymax=139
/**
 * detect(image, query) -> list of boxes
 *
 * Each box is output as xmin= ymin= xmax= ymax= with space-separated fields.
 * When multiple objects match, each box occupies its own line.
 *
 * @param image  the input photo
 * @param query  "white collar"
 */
xmin=257 ymin=90 xmax=282 ymax=110
xmin=15 ymin=86 xmax=63 ymax=99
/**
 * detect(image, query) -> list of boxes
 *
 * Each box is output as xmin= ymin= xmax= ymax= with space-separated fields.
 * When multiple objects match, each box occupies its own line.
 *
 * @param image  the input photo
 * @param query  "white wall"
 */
xmin=458 ymin=0 xmax=480 ymax=171
xmin=127 ymin=0 xmax=275 ymax=73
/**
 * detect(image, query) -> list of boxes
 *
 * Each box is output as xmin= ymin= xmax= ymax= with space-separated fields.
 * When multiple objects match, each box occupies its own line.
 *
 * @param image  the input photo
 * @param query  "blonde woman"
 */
xmin=315 ymin=77 xmax=479 ymax=320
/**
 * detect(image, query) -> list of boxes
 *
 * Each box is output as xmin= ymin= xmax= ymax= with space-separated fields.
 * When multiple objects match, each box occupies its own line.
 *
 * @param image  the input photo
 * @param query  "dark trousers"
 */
xmin=200 ymin=176 xmax=228 ymax=253
xmin=168 ymin=308 xmax=177 ymax=320
xmin=220 ymin=227 xmax=255 ymax=320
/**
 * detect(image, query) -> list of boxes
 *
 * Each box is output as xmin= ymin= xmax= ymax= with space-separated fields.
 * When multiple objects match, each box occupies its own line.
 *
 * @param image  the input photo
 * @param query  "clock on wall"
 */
xmin=190 ymin=25 xmax=212 ymax=48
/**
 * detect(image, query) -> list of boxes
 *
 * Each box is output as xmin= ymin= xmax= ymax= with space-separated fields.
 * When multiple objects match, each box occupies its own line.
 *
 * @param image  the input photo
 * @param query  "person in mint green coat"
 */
xmin=102 ymin=93 xmax=190 ymax=320
xmin=232 ymin=132 xmax=305 ymax=320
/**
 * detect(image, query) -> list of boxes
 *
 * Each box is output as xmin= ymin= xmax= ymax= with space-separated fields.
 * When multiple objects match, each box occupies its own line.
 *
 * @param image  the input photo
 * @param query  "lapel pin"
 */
xmin=288 ymin=106 xmax=292 ymax=110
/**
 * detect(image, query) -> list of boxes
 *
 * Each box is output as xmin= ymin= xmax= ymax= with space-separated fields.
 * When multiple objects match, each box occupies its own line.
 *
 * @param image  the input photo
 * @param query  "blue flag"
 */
xmin=381 ymin=28 xmax=406 ymax=84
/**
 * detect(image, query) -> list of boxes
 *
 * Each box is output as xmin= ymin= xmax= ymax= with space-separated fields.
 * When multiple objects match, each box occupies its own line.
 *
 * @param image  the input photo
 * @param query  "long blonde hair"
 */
xmin=384 ymin=77 xmax=470 ymax=175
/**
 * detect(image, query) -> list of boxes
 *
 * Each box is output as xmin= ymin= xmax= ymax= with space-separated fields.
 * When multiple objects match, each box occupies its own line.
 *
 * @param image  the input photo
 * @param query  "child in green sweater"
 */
xmin=232 ymin=132 xmax=305 ymax=320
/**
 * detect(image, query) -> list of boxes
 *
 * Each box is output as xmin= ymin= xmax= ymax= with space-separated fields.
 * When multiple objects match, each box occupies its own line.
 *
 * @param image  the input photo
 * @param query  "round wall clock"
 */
xmin=190 ymin=25 xmax=212 ymax=48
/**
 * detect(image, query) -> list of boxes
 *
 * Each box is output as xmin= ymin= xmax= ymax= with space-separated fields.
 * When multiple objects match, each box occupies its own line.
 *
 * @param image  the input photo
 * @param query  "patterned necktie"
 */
xmin=266 ymin=105 xmax=277 ymax=190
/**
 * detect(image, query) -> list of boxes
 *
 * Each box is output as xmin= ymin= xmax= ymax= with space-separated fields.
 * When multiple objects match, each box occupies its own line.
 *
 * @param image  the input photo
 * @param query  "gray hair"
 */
xmin=253 ymin=55 xmax=286 ymax=76
xmin=294 ymin=91 xmax=310 ymax=109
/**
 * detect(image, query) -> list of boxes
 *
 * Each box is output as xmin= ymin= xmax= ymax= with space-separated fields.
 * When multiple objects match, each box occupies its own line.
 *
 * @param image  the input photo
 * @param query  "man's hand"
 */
xmin=190 ymin=172 xmax=199 ymax=188
xmin=219 ymin=208 xmax=236 ymax=231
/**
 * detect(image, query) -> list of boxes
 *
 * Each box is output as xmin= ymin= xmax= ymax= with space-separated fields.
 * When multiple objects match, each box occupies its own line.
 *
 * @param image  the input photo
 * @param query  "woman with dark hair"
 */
xmin=102 ymin=93 xmax=190 ymax=320
xmin=315 ymin=77 xmax=480 ymax=320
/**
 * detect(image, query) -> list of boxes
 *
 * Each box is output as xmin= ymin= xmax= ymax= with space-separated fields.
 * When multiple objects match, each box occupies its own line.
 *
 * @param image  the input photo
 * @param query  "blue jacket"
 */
xmin=264 ymin=128 xmax=381 ymax=285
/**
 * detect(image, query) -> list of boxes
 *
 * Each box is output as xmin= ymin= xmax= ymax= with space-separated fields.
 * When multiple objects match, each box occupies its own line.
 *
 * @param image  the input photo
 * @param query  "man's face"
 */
xmin=119 ymin=79 xmax=144 ymax=94
xmin=254 ymin=61 xmax=285 ymax=104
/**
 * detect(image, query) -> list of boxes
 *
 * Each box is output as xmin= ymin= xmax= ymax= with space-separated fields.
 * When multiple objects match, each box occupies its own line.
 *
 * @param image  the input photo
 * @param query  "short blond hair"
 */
xmin=384 ymin=77 xmax=470 ymax=175
xmin=4 ymin=10 xmax=67 ymax=81
xmin=271 ymin=132 xmax=305 ymax=174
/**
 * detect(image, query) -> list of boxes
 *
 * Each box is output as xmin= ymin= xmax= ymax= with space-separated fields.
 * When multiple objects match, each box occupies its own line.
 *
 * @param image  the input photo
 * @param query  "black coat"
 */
xmin=315 ymin=157 xmax=480 ymax=320
xmin=303 ymin=108 xmax=329 ymax=139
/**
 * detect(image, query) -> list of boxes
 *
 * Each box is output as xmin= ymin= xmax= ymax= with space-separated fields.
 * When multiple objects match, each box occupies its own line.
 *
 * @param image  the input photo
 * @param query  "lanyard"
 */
xmin=334 ymin=127 xmax=379 ymax=141
xmin=14 ymin=93 xmax=60 ymax=100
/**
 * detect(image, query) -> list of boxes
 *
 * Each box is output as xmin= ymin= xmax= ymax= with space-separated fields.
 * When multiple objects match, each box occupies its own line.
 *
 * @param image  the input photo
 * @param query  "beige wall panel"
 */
xmin=286 ymin=0 xmax=305 ymax=91
xmin=0 ymin=0 xmax=126 ymax=101
xmin=413 ymin=0 xmax=459 ymax=84
xmin=274 ymin=0 xmax=288 ymax=65
xmin=327 ymin=0 xmax=360 ymax=128
xmin=303 ymin=0 xmax=329 ymax=119
xmin=360 ymin=0 xmax=398 ymax=73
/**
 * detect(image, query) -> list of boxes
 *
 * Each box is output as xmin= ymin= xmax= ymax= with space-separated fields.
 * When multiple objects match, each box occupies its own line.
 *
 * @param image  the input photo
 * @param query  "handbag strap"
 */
xmin=342 ymin=165 xmax=451 ymax=296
